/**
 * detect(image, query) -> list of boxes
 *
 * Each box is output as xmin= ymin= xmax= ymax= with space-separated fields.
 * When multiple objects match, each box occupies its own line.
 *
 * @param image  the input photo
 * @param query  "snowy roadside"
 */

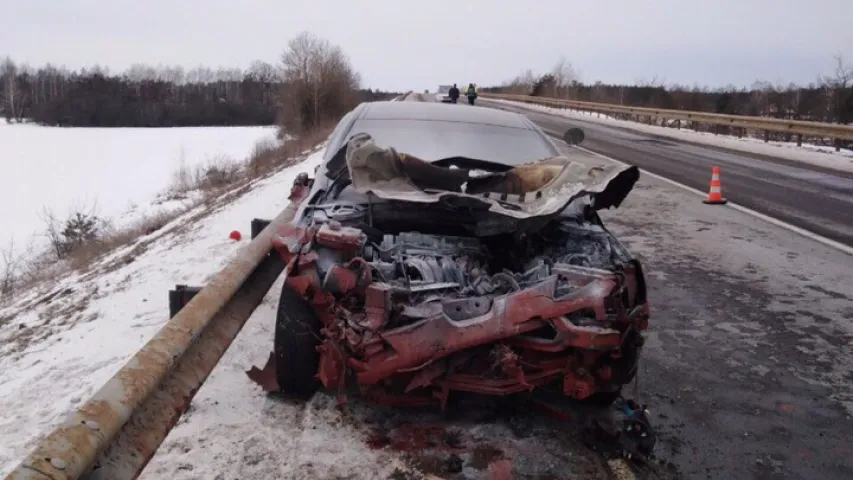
xmin=0 ymin=145 xmax=341 ymax=477
xmin=139 ymin=272 xmax=413 ymax=480
xmin=487 ymin=98 xmax=853 ymax=174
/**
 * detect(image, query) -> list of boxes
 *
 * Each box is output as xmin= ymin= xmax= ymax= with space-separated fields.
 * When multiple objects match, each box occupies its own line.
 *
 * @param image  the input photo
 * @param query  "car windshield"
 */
xmin=347 ymin=118 xmax=558 ymax=166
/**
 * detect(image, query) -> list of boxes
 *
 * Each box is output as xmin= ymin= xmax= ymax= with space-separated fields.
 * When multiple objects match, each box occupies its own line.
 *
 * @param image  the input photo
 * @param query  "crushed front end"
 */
xmin=271 ymin=218 xmax=648 ymax=408
xmin=250 ymin=133 xmax=650 ymax=409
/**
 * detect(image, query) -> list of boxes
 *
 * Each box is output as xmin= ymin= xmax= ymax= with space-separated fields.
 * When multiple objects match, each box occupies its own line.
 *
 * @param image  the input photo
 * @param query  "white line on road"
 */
xmin=575 ymin=145 xmax=853 ymax=257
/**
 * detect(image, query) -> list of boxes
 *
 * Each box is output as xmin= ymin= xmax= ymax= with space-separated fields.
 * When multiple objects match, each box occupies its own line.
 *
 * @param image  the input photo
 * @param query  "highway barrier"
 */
xmin=4 ymin=197 xmax=305 ymax=480
xmin=481 ymin=93 xmax=853 ymax=148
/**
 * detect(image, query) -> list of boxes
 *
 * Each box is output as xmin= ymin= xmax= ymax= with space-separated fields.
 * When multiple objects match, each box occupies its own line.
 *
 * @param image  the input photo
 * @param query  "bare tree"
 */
xmin=163 ymin=66 xmax=185 ymax=84
xmin=248 ymin=60 xmax=276 ymax=83
xmin=248 ymin=60 xmax=278 ymax=105
xmin=820 ymin=55 xmax=853 ymax=126
xmin=40 ymin=207 xmax=66 ymax=259
xmin=1 ymin=239 xmax=20 ymax=297
xmin=278 ymin=31 xmax=360 ymax=135
xmin=550 ymin=56 xmax=578 ymax=98
xmin=1 ymin=57 xmax=19 ymax=123
xmin=186 ymin=66 xmax=214 ymax=84
xmin=502 ymin=69 xmax=537 ymax=95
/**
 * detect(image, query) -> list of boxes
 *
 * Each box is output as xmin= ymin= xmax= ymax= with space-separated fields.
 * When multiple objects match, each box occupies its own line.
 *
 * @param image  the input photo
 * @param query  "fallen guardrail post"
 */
xmin=5 ymin=191 xmax=306 ymax=480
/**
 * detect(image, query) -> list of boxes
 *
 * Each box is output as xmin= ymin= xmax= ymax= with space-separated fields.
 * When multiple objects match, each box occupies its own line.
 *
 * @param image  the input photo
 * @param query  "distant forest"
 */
xmin=0 ymin=58 xmax=400 ymax=127
xmin=482 ymin=56 xmax=853 ymax=127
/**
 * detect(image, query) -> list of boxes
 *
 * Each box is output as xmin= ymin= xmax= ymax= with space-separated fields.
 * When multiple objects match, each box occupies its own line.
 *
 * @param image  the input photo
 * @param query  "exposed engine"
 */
xmin=310 ymin=220 xmax=635 ymax=331
xmin=270 ymin=209 xmax=648 ymax=409
xmin=364 ymin=230 xmax=611 ymax=321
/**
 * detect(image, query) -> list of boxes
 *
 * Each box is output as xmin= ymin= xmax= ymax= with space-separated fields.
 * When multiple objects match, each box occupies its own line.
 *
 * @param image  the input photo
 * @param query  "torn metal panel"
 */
xmin=344 ymin=133 xmax=640 ymax=219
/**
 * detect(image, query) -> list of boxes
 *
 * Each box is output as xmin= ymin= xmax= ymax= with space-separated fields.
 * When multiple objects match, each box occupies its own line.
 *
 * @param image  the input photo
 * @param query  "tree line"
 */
xmin=0 ymin=49 xmax=399 ymax=128
xmin=483 ymin=56 xmax=853 ymax=128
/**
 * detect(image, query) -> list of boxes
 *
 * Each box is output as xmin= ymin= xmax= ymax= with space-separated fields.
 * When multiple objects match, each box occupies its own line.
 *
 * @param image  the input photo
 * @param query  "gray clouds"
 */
xmin=1 ymin=0 xmax=850 ymax=90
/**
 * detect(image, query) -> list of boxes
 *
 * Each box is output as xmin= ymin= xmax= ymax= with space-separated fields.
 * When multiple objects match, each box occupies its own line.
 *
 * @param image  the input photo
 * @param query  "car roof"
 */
xmin=357 ymin=101 xmax=535 ymax=130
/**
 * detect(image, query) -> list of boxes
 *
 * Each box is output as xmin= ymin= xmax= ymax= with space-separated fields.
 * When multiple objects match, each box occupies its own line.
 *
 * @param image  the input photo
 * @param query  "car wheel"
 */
xmin=274 ymin=281 xmax=323 ymax=398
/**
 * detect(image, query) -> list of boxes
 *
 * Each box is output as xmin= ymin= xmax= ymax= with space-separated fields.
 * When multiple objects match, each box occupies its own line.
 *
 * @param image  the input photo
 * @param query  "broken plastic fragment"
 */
xmin=246 ymin=352 xmax=279 ymax=392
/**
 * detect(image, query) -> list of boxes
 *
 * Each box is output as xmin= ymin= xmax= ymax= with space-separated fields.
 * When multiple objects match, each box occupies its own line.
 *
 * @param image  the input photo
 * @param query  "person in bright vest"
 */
xmin=465 ymin=83 xmax=478 ymax=106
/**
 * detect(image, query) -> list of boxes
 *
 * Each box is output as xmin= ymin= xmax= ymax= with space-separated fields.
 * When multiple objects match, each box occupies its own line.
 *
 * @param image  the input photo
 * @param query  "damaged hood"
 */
xmin=344 ymin=133 xmax=640 ymax=220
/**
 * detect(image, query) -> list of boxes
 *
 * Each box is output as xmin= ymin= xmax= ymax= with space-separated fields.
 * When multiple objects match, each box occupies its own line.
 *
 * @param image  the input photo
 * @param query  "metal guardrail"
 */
xmin=5 ymin=198 xmax=304 ymax=480
xmin=481 ymin=93 xmax=853 ymax=144
xmin=390 ymin=91 xmax=413 ymax=102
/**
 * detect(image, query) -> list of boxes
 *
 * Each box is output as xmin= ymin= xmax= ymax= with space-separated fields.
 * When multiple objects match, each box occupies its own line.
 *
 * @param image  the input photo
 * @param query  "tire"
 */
xmin=274 ymin=281 xmax=323 ymax=398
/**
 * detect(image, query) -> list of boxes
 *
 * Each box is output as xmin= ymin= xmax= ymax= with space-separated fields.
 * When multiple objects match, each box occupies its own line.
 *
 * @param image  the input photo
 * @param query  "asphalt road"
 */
xmin=563 ymin=146 xmax=853 ymax=480
xmin=462 ymin=98 xmax=853 ymax=479
xmin=480 ymin=99 xmax=853 ymax=249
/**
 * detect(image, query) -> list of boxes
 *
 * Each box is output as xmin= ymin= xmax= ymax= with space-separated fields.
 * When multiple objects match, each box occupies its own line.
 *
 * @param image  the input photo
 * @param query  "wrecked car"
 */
xmin=249 ymin=101 xmax=649 ymax=409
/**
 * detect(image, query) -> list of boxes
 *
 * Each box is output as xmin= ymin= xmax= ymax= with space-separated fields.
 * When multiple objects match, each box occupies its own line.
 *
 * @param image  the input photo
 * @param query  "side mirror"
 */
xmin=563 ymin=127 xmax=585 ymax=146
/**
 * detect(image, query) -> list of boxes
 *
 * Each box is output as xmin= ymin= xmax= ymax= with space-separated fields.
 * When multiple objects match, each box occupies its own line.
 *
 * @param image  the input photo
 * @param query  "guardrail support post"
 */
xmin=251 ymin=218 xmax=272 ymax=240
xmin=764 ymin=130 xmax=770 ymax=143
xmin=797 ymin=134 xmax=803 ymax=147
xmin=169 ymin=284 xmax=203 ymax=318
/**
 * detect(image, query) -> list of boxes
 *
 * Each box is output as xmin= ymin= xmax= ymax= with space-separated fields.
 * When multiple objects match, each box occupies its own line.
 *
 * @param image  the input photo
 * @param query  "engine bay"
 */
xmin=306 ymin=215 xmax=637 ymax=332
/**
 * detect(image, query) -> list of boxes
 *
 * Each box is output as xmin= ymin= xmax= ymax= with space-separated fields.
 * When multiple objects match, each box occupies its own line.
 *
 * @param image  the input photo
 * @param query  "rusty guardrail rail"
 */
xmin=481 ymin=93 xmax=853 ymax=146
xmin=5 ymin=198 xmax=304 ymax=480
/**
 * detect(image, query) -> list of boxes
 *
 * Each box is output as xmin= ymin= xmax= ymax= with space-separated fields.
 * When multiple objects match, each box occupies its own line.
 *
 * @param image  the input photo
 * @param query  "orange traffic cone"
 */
xmin=703 ymin=166 xmax=727 ymax=205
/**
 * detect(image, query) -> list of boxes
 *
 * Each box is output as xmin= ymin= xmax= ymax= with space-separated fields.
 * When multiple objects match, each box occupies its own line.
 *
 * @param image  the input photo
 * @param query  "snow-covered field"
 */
xmin=488 ymin=98 xmax=853 ymax=174
xmin=0 ymin=145 xmax=415 ymax=478
xmin=0 ymin=123 xmax=277 ymax=258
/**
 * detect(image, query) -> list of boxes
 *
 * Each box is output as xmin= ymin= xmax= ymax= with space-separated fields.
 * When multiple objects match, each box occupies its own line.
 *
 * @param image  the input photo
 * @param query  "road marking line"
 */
xmin=574 ymin=145 xmax=853 ymax=257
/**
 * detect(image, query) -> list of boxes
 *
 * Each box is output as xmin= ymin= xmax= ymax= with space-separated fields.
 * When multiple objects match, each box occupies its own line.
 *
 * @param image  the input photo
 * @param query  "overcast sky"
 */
xmin=2 ymin=0 xmax=850 ymax=91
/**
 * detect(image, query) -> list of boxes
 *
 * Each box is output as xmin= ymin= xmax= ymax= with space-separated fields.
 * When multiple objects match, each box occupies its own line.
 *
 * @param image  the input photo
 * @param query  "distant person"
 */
xmin=466 ymin=83 xmax=478 ymax=106
xmin=448 ymin=84 xmax=460 ymax=103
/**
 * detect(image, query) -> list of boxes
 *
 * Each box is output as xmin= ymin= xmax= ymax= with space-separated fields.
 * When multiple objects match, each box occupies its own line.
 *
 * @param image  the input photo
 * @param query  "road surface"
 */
xmin=481 ymin=99 xmax=853 ymax=249
xmin=472 ymin=98 xmax=853 ymax=479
